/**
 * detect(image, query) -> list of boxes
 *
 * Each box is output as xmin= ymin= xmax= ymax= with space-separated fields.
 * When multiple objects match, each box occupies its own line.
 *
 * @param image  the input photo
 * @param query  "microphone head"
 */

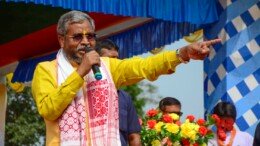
xmin=94 ymin=72 xmax=102 ymax=80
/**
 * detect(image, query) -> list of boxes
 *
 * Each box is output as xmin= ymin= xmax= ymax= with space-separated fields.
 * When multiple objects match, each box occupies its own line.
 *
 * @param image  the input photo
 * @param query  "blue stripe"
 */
xmin=205 ymin=0 xmax=258 ymax=39
xmin=224 ymin=22 xmax=238 ymax=38
xmin=213 ymin=42 xmax=223 ymax=52
xmin=203 ymin=76 xmax=209 ymax=92
xmin=210 ymin=72 xmax=221 ymax=88
xmin=215 ymin=0 xmax=224 ymax=15
xmin=236 ymin=116 xmax=249 ymax=131
xmin=204 ymin=59 xmax=210 ymax=73
xmin=223 ymin=57 xmax=236 ymax=73
xmin=235 ymin=86 xmax=260 ymax=118
xmin=236 ymin=81 xmax=250 ymax=96
xmin=206 ymin=19 xmax=260 ymax=78
xmin=253 ymin=68 xmax=260 ymax=83
xmin=252 ymin=103 xmax=260 ymax=119
xmin=241 ymin=11 xmax=255 ymax=27
xmin=207 ymin=52 xmax=260 ymax=110
xmin=239 ymin=46 xmax=253 ymax=61
xmin=204 ymin=93 xmax=210 ymax=109
xmin=256 ymin=35 xmax=260 ymax=46
xmin=221 ymin=92 xmax=233 ymax=103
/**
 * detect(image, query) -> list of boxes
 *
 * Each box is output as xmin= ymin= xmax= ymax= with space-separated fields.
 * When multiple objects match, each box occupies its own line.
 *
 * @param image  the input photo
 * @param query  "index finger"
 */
xmin=205 ymin=38 xmax=222 ymax=46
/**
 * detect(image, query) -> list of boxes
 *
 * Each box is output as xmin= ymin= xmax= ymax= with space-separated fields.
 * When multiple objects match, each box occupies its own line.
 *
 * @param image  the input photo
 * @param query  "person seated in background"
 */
xmin=95 ymin=39 xmax=141 ymax=146
xmin=159 ymin=97 xmax=182 ymax=145
xmin=253 ymin=122 xmax=260 ymax=146
xmin=96 ymin=39 xmax=119 ymax=58
xmin=159 ymin=97 xmax=183 ymax=116
xmin=208 ymin=101 xmax=253 ymax=146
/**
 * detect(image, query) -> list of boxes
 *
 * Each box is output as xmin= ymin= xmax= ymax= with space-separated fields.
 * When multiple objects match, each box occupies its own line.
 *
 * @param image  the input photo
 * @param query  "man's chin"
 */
xmin=71 ymin=55 xmax=82 ymax=64
xmin=74 ymin=58 xmax=82 ymax=64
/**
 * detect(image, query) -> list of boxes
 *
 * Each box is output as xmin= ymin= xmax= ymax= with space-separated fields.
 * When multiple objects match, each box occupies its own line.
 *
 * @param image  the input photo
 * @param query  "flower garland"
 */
xmin=215 ymin=117 xmax=236 ymax=146
xmin=217 ymin=128 xmax=236 ymax=146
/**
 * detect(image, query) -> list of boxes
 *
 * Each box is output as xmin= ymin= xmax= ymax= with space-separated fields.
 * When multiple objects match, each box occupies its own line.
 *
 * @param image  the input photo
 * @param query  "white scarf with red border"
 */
xmin=57 ymin=49 xmax=121 ymax=146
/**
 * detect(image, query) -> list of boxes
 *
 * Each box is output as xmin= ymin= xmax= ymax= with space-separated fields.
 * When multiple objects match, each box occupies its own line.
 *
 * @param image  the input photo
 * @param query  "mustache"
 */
xmin=76 ymin=46 xmax=93 ymax=52
xmin=77 ymin=47 xmax=85 ymax=52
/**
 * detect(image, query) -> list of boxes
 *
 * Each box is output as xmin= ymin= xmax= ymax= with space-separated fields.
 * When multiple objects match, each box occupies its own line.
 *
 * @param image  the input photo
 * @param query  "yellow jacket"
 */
xmin=31 ymin=51 xmax=181 ymax=146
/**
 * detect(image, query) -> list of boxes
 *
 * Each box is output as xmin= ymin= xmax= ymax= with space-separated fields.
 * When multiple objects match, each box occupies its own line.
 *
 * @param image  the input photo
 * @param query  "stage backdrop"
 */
xmin=204 ymin=0 xmax=260 ymax=135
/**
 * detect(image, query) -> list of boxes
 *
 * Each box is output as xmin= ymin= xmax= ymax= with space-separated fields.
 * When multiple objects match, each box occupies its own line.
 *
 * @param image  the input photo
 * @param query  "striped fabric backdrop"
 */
xmin=204 ymin=0 xmax=260 ymax=135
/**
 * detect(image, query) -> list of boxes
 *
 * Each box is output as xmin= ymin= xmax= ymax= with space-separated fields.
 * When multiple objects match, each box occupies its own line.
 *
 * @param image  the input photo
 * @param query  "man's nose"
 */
xmin=81 ymin=35 xmax=90 ymax=45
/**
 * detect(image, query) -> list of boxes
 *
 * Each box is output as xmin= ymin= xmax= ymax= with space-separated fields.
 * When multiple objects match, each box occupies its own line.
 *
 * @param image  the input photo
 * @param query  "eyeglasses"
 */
xmin=66 ymin=33 xmax=97 ymax=42
xmin=170 ymin=111 xmax=183 ymax=116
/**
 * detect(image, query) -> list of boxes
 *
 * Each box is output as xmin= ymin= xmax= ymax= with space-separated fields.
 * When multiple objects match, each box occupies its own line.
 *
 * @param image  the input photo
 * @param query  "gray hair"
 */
xmin=57 ymin=10 xmax=95 ymax=35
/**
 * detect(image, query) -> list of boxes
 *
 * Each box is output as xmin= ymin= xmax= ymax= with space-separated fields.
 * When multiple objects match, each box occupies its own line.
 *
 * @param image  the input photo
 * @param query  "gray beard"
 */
xmin=63 ymin=51 xmax=82 ymax=65
xmin=68 ymin=54 xmax=82 ymax=65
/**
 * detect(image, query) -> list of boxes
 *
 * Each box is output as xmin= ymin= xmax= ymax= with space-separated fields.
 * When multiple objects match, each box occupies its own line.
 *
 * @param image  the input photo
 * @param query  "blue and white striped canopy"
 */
xmin=6 ymin=0 xmax=219 ymax=82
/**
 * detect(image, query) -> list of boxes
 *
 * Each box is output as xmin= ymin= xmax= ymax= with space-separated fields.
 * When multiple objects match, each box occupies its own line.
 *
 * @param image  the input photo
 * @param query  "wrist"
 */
xmin=76 ymin=69 xmax=85 ymax=78
xmin=176 ymin=48 xmax=190 ymax=64
xmin=76 ymin=66 xmax=89 ymax=78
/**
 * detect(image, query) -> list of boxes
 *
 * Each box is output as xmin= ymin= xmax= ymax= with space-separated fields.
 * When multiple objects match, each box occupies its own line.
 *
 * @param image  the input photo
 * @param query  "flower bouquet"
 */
xmin=140 ymin=108 xmax=218 ymax=146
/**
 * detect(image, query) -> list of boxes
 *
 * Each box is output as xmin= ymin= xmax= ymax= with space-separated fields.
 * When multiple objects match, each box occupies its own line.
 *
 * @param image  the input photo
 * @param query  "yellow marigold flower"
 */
xmin=188 ymin=131 xmax=197 ymax=141
xmin=181 ymin=130 xmax=197 ymax=140
xmin=180 ymin=120 xmax=199 ymax=141
xmin=151 ymin=140 xmax=161 ymax=146
xmin=201 ymin=143 xmax=207 ymax=146
xmin=165 ymin=123 xmax=179 ymax=134
xmin=183 ymin=119 xmax=190 ymax=124
xmin=192 ymin=124 xmax=199 ymax=132
xmin=169 ymin=113 xmax=179 ymax=120
xmin=155 ymin=122 xmax=164 ymax=132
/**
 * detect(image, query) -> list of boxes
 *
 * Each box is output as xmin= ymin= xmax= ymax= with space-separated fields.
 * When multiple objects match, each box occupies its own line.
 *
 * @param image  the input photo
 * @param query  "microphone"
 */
xmin=84 ymin=46 xmax=102 ymax=80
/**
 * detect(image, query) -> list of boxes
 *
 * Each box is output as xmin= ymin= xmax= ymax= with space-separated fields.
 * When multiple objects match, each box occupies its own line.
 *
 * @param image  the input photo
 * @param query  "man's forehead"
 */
xmin=165 ymin=105 xmax=181 ymax=109
xmin=101 ymin=47 xmax=116 ymax=51
xmin=67 ymin=21 xmax=94 ymax=33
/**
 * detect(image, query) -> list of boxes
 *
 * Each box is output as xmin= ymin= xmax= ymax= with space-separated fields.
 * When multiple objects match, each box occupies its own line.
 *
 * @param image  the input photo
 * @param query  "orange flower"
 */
xmin=162 ymin=114 xmax=173 ymax=123
xmin=199 ymin=126 xmax=208 ymax=136
xmin=147 ymin=120 xmax=157 ymax=129
xmin=186 ymin=115 xmax=195 ymax=122
xmin=197 ymin=118 xmax=205 ymax=126
xmin=146 ymin=109 xmax=158 ymax=117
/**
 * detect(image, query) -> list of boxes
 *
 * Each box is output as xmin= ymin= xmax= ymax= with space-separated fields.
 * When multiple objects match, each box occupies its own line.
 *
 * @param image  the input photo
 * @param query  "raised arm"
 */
xmin=110 ymin=38 xmax=221 ymax=88
xmin=109 ymin=50 xmax=181 ymax=88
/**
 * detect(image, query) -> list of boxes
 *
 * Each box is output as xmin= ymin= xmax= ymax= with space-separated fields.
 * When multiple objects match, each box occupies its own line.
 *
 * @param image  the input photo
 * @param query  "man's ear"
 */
xmin=58 ymin=35 xmax=65 ymax=48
